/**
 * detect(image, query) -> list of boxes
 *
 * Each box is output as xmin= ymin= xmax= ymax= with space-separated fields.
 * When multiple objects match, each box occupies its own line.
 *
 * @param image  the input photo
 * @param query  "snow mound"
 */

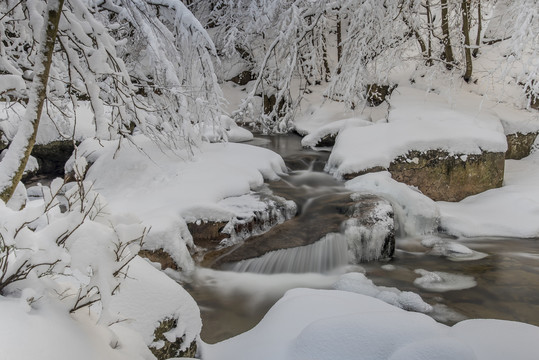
xmin=439 ymin=149 xmax=539 ymax=238
xmin=301 ymin=117 xmax=371 ymax=148
xmin=421 ymin=235 xmax=488 ymax=261
xmin=69 ymin=135 xmax=286 ymax=270
xmin=202 ymin=288 xmax=539 ymax=360
xmin=346 ymin=172 xmax=439 ymax=236
xmin=199 ymin=115 xmax=254 ymax=143
xmin=333 ymin=272 xmax=432 ymax=313
xmin=327 ymin=116 xmax=507 ymax=178
xmin=109 ymin=256 xmax=201 ymax=351
xmin=414 ymin=269 xmax=477 ymax=292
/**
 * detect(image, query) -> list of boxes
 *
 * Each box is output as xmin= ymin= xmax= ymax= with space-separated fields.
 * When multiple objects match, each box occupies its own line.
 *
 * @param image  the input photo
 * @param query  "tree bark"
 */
xmin=0 ymin=0 xmax=65 ymax=202
xmin=462 ymin=0 xmax=473 ymax=82
xmin=336 ymin=12 xmax=342 ymax=75
xmin=473 ymin=0 xmax=482 ymax=57
xmin=441 ymin=0 xmax=455 ymax=69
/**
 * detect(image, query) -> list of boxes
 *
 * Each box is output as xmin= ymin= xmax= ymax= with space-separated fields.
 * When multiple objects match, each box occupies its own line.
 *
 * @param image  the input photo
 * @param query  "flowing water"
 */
xmin=185 ymin=134 xmax=539 ymax=344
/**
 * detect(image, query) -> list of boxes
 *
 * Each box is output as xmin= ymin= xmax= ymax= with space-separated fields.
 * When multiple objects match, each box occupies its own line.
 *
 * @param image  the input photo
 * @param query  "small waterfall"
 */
xmin=226 ymin=234 xmax=350 ymax=274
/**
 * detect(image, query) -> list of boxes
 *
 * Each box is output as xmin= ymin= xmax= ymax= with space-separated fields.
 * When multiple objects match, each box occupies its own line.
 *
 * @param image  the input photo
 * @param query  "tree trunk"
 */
xmin=473 ymin=0 xmax=482 ymax=57
xmin=425 ymin=0 xmax=433 ymax=66
xmin=336 ymin=12 xmax=342 ymax=75
xmin=441 ymin=0 xmax=455 ymax=69
xmin=0 ymin=0 xmax=65 ymax=203
xmin=462 ymin=0 xmax=473 ymax=82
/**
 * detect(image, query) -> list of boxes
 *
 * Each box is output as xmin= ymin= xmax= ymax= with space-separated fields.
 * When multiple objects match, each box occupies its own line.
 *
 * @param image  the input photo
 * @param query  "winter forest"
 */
xmin=0 ymin=0 xmax=538 ymax=359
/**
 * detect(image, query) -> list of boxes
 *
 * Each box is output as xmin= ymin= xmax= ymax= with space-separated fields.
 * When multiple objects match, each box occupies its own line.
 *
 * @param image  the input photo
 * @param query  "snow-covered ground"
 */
xmin=202 ymin=288 xmax=539 ymax=360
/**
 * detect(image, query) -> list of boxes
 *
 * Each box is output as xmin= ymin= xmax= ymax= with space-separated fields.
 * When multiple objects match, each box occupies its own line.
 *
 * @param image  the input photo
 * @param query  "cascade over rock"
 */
xmin=204 ymin=193 xmax=395 ymax=273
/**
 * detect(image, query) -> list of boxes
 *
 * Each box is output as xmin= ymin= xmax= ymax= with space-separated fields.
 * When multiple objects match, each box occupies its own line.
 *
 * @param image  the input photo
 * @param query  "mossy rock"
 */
xmin=389 ymin=150 xmax=505 ymax=202
xmin=505 ymin=132 xmax=538 ymax=160
xmin=342 ymin=150 xmax=505 ymax=202
xmin=149 ymin=318 xmax=197 ymax=359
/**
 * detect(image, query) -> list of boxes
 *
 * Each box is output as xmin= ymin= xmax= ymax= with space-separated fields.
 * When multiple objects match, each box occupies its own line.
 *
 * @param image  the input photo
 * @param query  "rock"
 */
xmin=139 ymin=249 xmax=180 ymax=271
xmin=206 ymin=193 xmax=394 ymax=269
xmin=505 ymin=132 xmax=538 ymax=160
xmin=388 ymin=150 xmax=505 ymax=202
xmin=347 ymin=194 xmax=395 ymax=261
xmin=229 ymin=70 xmax=256 ymax=86
xmin=344 ymin=150 xmax=505 ymax=202
xmin=0 ymin=130 xmax=6 ymax=151
xmin=149 ymin=318 xmax=197 ymax=359
xmin=366 ymin=84 xmax=397 ymax=106
xmin=189 ymin=192 xmax=297 ymax=263
xmin=31 ymin=140 xmax=75 ymax=176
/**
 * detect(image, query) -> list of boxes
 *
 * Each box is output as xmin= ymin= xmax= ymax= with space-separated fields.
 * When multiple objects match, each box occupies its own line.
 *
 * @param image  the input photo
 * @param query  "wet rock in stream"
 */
xmin=203 ymin=193 xmax=395 ymax=272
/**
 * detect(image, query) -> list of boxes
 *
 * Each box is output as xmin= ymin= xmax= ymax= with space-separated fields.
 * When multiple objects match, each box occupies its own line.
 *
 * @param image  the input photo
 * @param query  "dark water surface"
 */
xmin=186 ymin=134 xmax=539 ymax=344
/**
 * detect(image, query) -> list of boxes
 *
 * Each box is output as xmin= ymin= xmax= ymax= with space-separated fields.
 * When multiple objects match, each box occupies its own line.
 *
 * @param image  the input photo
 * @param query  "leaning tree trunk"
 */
xmin=0 ymin=0 xmax=65 ymax=203
xmin=461 ymin=0 xmax=473 ymax=82
xmin=440 ymin=0 xmax=455 ymax=69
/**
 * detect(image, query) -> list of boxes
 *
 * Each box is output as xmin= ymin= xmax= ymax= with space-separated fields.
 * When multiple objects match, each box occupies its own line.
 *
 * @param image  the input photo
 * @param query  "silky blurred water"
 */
xmin=185 ymin=134 xmax=539 ymax=344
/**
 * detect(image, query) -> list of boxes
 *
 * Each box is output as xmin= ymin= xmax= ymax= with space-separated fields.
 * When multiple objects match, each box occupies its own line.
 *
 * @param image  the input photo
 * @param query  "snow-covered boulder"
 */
xmin=109 ymin=256 xmax=201 ymax=359
xmin=301 ymin=118 xmax=372 ymax=148
xmin=327 ymin=88 xmax=508 ymax=201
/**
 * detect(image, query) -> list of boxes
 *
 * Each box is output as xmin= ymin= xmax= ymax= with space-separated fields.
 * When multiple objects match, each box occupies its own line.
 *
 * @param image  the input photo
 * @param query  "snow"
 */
xmin=326 ymin=87 xmax=508 ymax=178
xmin=199 ymin=115 xmax=253 ymax=143
xmin=413 ymin=269 xmax=477 ymax=292
xmin=0 ymin=74 xmax=26 ymax=94
xmin=108 ymin=256 xmax=201 ymax=350
xmin=300 ymin=117 xmax=372 ymax=148
xmin=333 ymin=272 xmax=432 ymax=313
xmin=202 ymin=288 xmax=539 ymax=360
xmin=0 ymin=295 xmax=146 ymax=360
xmin=421 ymin=235 xmax=488 ymax=261
xmin=346 ymin=172 xmax=440 ymax=236
xmin=69 ymin=134 xmax=287 ymax=270
xmin=438 ymin=148 xmax=539 ymax=238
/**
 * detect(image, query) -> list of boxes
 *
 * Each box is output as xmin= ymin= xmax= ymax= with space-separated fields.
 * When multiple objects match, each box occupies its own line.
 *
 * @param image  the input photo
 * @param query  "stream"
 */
xmin=185 ymin=134 xmax=539 ymax=344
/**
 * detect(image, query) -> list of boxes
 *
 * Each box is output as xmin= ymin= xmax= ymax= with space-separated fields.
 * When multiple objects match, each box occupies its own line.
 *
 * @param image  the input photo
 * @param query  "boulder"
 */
xmin=388 ymin=150 xmax=504 ymax=202
xmin=31 ymin=140 xmax=75 ymax=176
xmin=189 ymin=192 xmax=297 ymax=262
xmin=205 ymin=193 xmax=394 ymax=269
xmin=505 ymin=132 xmax=538 ymax=160
xmin=229 ymin=70 xmax=256 ymax=86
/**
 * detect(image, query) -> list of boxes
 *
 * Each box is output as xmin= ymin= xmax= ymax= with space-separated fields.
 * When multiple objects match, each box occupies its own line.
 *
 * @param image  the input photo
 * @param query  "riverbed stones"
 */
xmin=505 ymin=131 xmax=538 ymax=160
xmin=343 ymin=150 xmax=505 ymax=202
